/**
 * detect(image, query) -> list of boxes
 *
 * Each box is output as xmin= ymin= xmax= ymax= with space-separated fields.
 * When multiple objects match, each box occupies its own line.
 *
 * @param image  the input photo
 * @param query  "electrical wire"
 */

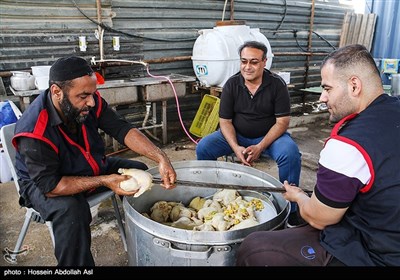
xmin=144 ymin=65 xmax=200 ymax=145
xmin=91 ymin=57 xmax=200 ymax=145
xmin=312 ymin=31 xmax=336 ymax=50
xmin=71 ymin=0 xmax=197 ymax=42
xmin=73 ymin=0 xmax=335 ymax=51
xmin=91 ymin=57 xmax=148 ymax=67
xmin=271 ymin=0 xmax=335 ymax=52
xmin=293 ymin=30 xmax=309 ymax=53
xmin=291 ymin=30 xmax=335 ymax=53
xmin=221 ymin=0 xmax=229 ymax=21
xmin=274 ymin=0 xmax=287 ymax=35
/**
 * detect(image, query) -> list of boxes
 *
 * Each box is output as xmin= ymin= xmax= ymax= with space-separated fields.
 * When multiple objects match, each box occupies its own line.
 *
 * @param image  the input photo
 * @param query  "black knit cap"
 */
xmin=49 ymin=56 xmax=93 ymax=82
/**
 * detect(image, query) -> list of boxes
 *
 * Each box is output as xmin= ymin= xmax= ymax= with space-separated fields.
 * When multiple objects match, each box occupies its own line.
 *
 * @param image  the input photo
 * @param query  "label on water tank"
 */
xmin=195 ymin=64 xmax=208 ymax=76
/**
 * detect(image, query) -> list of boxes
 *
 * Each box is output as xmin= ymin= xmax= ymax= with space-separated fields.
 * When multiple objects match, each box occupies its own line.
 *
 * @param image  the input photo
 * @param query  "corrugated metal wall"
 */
xmin=0 ymin=0 xmax=353 ymax=141
xmin=1 ymin=0 xmax=352 ymax=85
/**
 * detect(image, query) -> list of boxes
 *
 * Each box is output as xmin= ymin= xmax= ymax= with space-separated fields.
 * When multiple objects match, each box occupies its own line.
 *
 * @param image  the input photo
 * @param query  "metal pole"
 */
xmin=230 ymin=0 xmax=235 ymax=20
xmin=96 ymin=0 xmax=105 ymax=63
xmin=304 ymin=0 xmax=316 ymax=91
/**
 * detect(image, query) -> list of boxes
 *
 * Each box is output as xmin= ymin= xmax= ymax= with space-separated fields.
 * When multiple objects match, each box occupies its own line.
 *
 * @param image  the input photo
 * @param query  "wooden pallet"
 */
xmin=339 ymin=12 xmax=377 ymax=51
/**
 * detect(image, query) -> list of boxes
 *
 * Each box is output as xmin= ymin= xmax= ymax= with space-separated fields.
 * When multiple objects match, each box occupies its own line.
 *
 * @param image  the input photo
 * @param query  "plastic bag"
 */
xmin=0 ymin=101 xmax=18 ymax=129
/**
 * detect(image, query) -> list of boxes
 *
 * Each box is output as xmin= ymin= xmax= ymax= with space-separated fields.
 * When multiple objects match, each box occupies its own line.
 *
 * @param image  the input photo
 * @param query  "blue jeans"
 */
xmin=196 ymin=129 xmax=302 ymax=213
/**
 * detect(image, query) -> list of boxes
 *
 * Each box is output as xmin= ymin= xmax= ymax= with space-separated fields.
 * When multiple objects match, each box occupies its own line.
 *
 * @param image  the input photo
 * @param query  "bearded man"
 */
xmin=13 ymin=56 xmax=176 ymax=266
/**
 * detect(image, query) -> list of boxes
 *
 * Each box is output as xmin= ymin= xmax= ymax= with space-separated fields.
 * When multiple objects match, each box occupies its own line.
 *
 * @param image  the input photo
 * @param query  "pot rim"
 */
xmin=124 ymin=160 xmax=290 ymax=245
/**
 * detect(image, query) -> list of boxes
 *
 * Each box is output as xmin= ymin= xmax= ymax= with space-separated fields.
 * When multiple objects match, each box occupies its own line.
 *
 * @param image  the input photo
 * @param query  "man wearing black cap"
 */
xmin=12 ymin=56 xmax=177 ymax=266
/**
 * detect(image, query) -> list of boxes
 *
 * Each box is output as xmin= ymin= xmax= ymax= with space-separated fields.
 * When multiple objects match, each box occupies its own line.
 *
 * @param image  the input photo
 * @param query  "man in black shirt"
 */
xmin=196 ymin=41 xmax=302 ymax=225
xmin=13 ymin=56 xmax=176 ymax=266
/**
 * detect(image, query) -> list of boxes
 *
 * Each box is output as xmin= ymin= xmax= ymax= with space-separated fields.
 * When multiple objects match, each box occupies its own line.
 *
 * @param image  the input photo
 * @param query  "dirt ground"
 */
xmin=0 ymin=113 xmax=332 ymax=269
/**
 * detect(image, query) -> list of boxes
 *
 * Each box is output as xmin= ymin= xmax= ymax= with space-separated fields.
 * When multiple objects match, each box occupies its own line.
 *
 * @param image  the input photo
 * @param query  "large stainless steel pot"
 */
xmin=123 ymin=160 xmax=290 ymax=266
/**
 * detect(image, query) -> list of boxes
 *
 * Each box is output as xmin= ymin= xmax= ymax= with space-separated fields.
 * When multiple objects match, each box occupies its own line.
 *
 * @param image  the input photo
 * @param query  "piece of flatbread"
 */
xmin=118 ymin=168 xmax=153 ymax=197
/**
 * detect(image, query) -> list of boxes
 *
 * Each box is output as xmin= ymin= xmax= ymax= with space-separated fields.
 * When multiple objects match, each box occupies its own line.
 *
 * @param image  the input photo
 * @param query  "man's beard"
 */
xmin=60 ymin=94 xmax=89 ymax=124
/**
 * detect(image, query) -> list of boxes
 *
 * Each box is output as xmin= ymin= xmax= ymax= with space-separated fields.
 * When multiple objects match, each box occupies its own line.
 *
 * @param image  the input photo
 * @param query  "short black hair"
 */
xmin=321 ymin=44 xmax=380 ymax=76
xmin=238 ymin=41 xmax=268 ymax=60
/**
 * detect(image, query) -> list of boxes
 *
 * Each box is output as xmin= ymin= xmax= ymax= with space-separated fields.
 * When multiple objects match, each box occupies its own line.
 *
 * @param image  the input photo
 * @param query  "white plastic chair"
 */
xmin=0 ymin=123 xmax=127 ymax=264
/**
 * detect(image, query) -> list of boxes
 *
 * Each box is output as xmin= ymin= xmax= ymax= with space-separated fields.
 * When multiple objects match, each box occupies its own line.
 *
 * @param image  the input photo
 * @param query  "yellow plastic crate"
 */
xmin=189 ymin=94 xmax=220 ymax=137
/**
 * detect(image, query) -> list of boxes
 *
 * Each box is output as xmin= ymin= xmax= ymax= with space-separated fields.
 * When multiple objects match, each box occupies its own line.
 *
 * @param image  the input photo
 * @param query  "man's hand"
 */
xmin=233 ymin=146 xmax=252 ymax=166
xmin=103 ymin=174 xmax=140 ymax=196
xmin=242 ymin=144 xmax=263 ymax=164
xmin=282 ymin=180 xmax=308 ymax=203
xmin=157 ymin=159 xmax=177 ymax=189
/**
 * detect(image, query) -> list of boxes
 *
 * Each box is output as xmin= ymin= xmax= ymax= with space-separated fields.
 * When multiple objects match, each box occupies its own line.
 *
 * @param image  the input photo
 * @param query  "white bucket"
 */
xmin=35 ymin=76 xmax=49 ymax=90
xmin=192 ymin=21 xmax=274 ymax=88
xmin=31 ymin=66 xmax=51 ymax=78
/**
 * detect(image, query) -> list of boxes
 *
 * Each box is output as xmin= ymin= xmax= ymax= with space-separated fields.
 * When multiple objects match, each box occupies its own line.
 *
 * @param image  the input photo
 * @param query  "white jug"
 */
xmin=10 ymin=71 xmax=36 ymax=91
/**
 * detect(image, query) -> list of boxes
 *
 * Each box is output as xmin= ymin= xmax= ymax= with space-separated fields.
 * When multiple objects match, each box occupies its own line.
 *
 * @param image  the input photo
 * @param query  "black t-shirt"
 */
xmin=219 ymin=69 xmax=290 ymax=138
xmin=16 ymin=91 xmax=135 ymax=194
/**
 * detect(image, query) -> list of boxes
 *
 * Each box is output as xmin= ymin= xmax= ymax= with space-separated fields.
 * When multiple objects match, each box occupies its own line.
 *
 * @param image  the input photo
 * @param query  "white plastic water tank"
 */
xmin=192 ymin=21 xmax=274 ymax=88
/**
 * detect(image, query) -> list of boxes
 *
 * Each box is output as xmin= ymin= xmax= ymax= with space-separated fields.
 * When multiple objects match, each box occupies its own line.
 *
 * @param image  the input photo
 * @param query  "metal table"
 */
xmin=10 ymin=74 xmax=197 ymax=147
xmin=9 ymin=87 xmax=40 ymax=112
xmin=131 ymin=74 xmax=196 ymax=144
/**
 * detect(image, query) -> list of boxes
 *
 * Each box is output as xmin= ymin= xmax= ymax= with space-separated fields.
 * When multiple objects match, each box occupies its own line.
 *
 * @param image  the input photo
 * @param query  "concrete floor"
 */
xmin=0 ymin=113 xmax=331 ymax=267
